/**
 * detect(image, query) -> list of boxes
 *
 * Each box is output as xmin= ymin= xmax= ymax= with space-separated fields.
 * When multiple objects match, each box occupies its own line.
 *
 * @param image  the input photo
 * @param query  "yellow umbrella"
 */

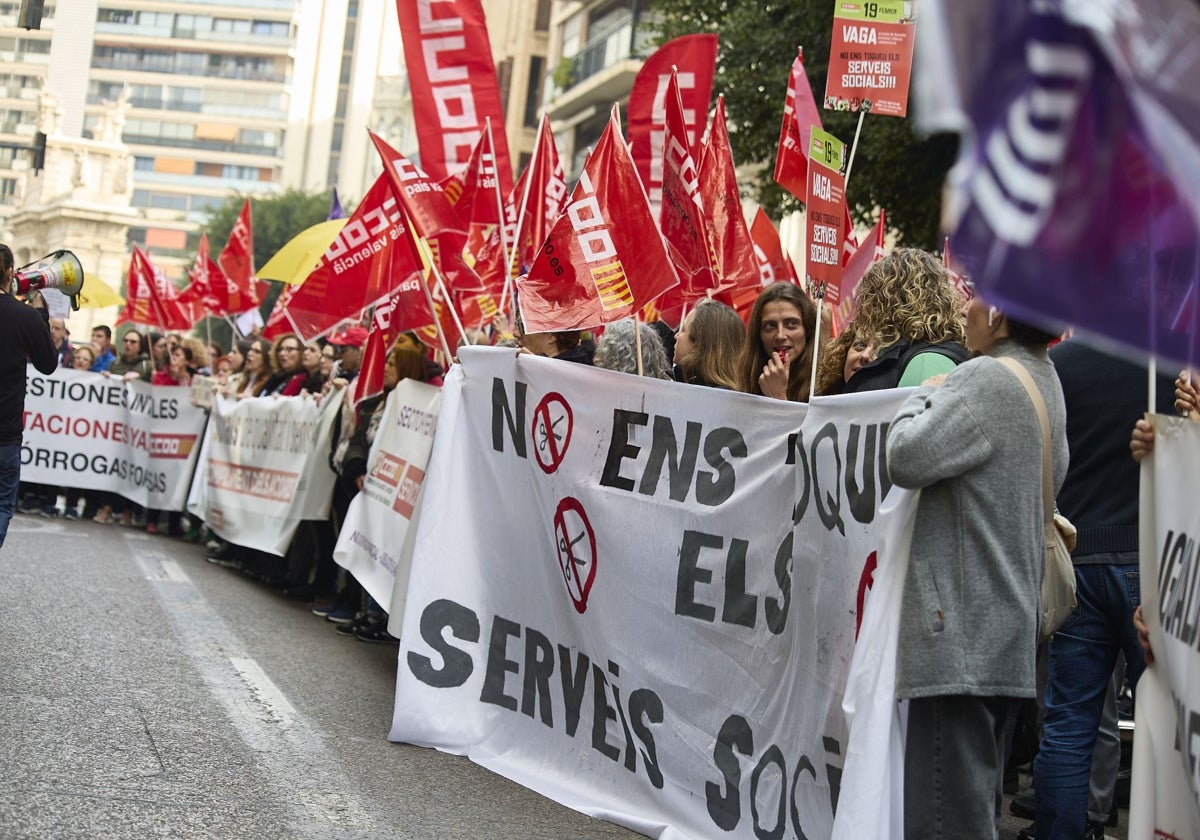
xmin=257 ymin=218 xmax=348 ymax=285
xmin=75 ymin=274 xmax=125 ymax=309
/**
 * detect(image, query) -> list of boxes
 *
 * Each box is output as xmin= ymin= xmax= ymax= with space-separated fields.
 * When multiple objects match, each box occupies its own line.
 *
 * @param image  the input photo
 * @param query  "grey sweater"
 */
xmin=887 ymin=341 xmax=1068 ymax=699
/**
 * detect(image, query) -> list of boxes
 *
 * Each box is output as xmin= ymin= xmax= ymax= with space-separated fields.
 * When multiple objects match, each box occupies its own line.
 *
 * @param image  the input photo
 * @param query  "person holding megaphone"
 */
xmin=0 ymin=243 xmax=58 ymax=549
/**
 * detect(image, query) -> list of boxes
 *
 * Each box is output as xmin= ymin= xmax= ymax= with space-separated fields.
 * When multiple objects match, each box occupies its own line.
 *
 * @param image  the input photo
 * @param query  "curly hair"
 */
xmin=676 ymin=300 xmax=745 ymax=390
xmin=851 ymin=248 xmax=965 ymax=352
xmin=593 ymin=319 xmax=672 ymax=380
xmin=738 ymin=283 xmax=817 ymax=401
xmin=816 ymin=327 xmax=858 ymax=397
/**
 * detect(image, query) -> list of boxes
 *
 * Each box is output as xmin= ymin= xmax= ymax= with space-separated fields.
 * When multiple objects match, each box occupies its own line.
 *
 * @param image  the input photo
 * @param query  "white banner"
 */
xmin=20 ymin=366 xmax=208 ymax=510
xmin=189 ymin=392 xmax=340 ymax=556
xmin=390 ymin=347 xmax=914 ymax=840
xmin=1130 ymin=415 xmax=1200 ymax=840
xmin=333 ymin=379 xmax=441 ymax=613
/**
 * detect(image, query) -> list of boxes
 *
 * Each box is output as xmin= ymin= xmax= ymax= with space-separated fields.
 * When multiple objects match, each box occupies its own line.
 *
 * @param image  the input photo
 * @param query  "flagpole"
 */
xmin=412 ymin=234 xmax=470 ymax=354
xmin=843 ymin=110 xmax=867 ymax=189
xmin=485 ymin=117 xmax=511 ymax=297
xmin=634 ymin=313 xmax=644 ymax=377
xmin=500 ymin=116 xmax=544 ymax=316
xmin=810 ymin=285 xmax=824 ymax=399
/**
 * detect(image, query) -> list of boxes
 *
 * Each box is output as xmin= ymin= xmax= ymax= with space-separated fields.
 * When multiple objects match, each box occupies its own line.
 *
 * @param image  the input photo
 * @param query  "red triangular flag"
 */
xmin=442 ymin=123 xmax=504 ymax=258
xmin=697 ymin=96 xmax=759 ymax=292
xmin=774 ymin=48 xmax=823 ymax=201
xmin=218 ymin=199 xmax=259 ymax=310
xmin=831 ymin=209 xmax=887 ymax=335
xmin=517 ymin=107 xmax=681 ymax=332
xmin=119 ymin=247 xmax=193 ymax=330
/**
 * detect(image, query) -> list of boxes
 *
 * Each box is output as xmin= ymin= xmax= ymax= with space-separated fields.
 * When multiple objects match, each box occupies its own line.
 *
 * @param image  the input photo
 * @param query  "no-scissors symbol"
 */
xmin=553 ymin=496 xmax=596 ymax=614
xmin=532 ymin=392 xmax=573 ymax=474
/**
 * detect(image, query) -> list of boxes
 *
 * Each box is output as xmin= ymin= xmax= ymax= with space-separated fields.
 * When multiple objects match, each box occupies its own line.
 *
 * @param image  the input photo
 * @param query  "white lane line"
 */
xmin=134 ymin=548 xmax=378 ymax=837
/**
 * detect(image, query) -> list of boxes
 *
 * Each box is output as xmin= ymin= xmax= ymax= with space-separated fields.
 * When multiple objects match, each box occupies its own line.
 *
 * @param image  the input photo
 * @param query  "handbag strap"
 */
xmin=996 ymin=357 xmax=1054 ymax=527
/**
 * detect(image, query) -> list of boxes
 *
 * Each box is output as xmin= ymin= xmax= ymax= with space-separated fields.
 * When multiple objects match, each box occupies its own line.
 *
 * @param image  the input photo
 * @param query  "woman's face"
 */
xmin=277 ymin=339 xmax=303 ymax=372
xmin=246 ymin=343 xmax=265 ymax=373
xmin=759 ymin=301 xmax=806 ymax=365
xmin=228 ymin=346 xmax=245 ymax=372
xmin=674 ymin=310 xmax=697 ymax=365
xmin=169 ymin=347 xmax=187 ymax=374
xmin=383 ymin=354 xmax=400 ymax=390
xmin=153 ymin=337 xmax=167 ymax=359
xmin=302 ymin=342 xmax=321 ymax=373
xmin=843 ymin=334 xmax=878 ymax=382
xmin=320 ymin=346 xmax=336 ymax=378
xmin=520 ymin=331 xmax=558 ymax=358
xmin=73 ymin=350 xmax=94 ymax=370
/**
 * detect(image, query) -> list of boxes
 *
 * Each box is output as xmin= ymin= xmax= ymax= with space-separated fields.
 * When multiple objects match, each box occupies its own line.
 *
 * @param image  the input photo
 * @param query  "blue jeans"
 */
xmin=1034 ymin=564 xmax=1143 ymax=839
xmin=0 ymin=443 xmax=22 ymax=549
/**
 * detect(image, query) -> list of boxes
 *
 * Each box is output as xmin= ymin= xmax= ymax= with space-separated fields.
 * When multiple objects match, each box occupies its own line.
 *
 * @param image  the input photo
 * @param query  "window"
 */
xmin=98 ymin=8 xmax=132 ymax=23
xmin=524 ymin=56 xmax=543 ymax=128
xmin=535 ymin=0 xmax=551 ymax=31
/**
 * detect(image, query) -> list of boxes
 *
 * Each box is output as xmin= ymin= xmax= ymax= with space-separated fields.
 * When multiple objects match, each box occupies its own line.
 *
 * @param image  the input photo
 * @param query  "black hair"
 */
xmin=1006 ymin=316 xmax=1061 ymax=348
xmin=0 ymin=243 xmax=13 ymax=275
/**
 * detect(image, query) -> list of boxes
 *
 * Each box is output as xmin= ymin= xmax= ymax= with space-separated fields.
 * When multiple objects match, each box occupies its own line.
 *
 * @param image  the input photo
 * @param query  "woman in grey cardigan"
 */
xmin=887 ymin=294 xmax=1067 ymax=839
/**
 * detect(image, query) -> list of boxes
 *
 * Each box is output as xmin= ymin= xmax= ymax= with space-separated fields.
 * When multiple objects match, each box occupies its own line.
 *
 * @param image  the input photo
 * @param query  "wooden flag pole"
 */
xmin=485 ymin=117 xmax=511 ymax=301
xmin=500 ymin=119 xmax=543 ymax=317
xmin=810 ymin=286 xmax=824 ymax=398
xmin=412 ymin=233 xmax=469 ymax=355
xmin=635 ymin=313 xmax=644 ymax=377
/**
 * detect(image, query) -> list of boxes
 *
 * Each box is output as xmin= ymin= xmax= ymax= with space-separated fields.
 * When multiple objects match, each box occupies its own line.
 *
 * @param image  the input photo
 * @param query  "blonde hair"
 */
xmin=816 ymin=328 xmax=858 ymax=396
xmin=181 ymin=336 xmax=209 ymax=370
xmin=852 ymin=248 xmax=965 ymax=352
xmin=678 ymin=300 xmax=745 ymax=390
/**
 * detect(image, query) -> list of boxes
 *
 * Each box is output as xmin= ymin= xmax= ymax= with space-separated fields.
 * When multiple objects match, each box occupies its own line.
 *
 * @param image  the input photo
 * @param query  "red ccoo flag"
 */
xmin=119 ymin=246 xmax=192 ymax=330
xmin=698 ymin=96 xmax=759 ymax=292
xmin=775 ymin=48 xmax=823 ymax=202
xmin=517 ymin=107 xmax=680 ymax=333
xmin=218 ymin=199 xmax=260 ymax=311
xmin=181 ymin=232 xmax=230 ymax=316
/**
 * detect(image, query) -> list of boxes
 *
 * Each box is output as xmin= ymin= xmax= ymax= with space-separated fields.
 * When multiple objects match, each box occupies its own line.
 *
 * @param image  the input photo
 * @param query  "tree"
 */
xmin=646 ymin=0 xmax=957 ymax=248
xmin=199 ymin=188 xmax=344 ymax=344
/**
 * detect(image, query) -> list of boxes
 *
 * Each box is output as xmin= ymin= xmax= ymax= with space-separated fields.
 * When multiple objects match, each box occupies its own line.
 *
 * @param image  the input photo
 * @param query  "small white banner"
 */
xmin=189 ymin=392 xmax=340 ymax=556
xmin=1130 ymin=415 xmax=1200 ymax=840
xmin=333 ymin=379 xmax=441 ymax=613
xmin=20 ymin=366 xmax=207 ymax=510
xmin=389 ymin=347 xmax=914 ymax=840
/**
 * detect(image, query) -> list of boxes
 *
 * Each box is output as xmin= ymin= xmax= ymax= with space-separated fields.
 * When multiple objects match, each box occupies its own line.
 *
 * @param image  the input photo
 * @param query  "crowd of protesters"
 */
xmin=10 ymin=245 xmax=1198 ymax=840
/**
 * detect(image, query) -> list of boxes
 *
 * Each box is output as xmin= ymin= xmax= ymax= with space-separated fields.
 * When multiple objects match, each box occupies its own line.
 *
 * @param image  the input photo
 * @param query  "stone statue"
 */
xmin=36 ymin=82 xmax=63 ymax=137
xmin=95 ymin=86 xmax=132 ymax=144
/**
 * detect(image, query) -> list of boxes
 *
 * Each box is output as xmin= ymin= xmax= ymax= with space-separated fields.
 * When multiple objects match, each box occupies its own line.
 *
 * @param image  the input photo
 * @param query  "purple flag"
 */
xmin=328 ymin=187 xmax=345 ymax=221
xmin=915 ymin=1 xmax=1200 ymax=368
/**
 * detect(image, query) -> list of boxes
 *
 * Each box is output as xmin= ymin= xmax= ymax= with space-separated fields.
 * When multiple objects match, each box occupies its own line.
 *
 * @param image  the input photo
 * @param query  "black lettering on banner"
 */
xmin=407 ymin=598 xmax=480 ymax=688
xmin=521 ymin=626 xmax=555 ymax=726
xmin=811 ymin=423 xmax=845 ymax=535
xmin=491 ymin=377 xmax=527 ymax=457
xmin=697 ymin=427 xmax=746 ymax=506
xmin=707 ymin=714 xmax=754 ymax=830
xmin=606 ymin=660 xmax=638 ymax=772
xmin=751 ymin=744 xmax=788 ymax=840
xmin=480 ymin=616 xmax=522 ymax=711
xmin=676 ymin=529 xmax=720 ymax=622
xmin=878 ymin=421 xmax=893 ymax=500
xmin=639 ymin=416 xmax=701 ymax=501
xmin=791 ymin=755 xmax=817 ymax=840
xmin=722 ymin=538 xmax=757 ymax=628
xmin=590 ymin=662 xmax=621 ymax=761
xmin=600 ymin=409 xmax=648 ymax=491
xmin=765 ymin=531 xmax=793 ymax=635
xmin=558 ymin=644 xmax=591 ymax=737
xmin=845 ymin=424 xmax=879 ymax=524
xmin=629 ymin=688 xmax=665 ymax=789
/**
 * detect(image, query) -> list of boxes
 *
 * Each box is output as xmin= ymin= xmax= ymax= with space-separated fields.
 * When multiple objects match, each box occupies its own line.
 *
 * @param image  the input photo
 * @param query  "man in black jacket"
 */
xmin=0 ymin=243 xmax=58 ymax=549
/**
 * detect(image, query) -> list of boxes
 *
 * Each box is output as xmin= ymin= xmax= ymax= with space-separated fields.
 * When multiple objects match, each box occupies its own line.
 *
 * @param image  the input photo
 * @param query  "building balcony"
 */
xmin=543 ymin=14 xmax=653 ymax=124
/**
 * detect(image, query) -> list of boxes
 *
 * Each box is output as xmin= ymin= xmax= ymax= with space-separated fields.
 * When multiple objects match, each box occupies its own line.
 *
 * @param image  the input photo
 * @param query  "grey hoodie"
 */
xmin=887 ymin=340 xmax=1067 ymax=699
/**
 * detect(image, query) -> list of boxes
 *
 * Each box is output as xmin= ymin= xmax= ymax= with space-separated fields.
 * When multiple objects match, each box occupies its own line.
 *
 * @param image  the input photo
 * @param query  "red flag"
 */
xmin=659 ymin=69 xmax=718 ymax=299
xmin=774 ymin=48 xmax=823 ymax=201
xmin=749 ymin=208 xmax=799 ymax=287
xmin=393 ymin=0 xmax=513 ymax=194
xmin=354 ymin=271 xmax=442 ymax=404
xmin=282 ymin=175 xmax=424 ymax=341
xmin=697 ymin=96 xmax=759 ymax=291
xmin=352 ymin=322 xmax=388 ymax=405
xmin=627 ymin=34 xmax=718 ymax=216
xmin=517 ymin=107 xmax=680 ymax=333
xmin=831 ymin=209 xmax=887 ymax=335
xmin=414 ymin=278 xmax=465 ymax=354
xmin=263 ymin=282 xmax=298 ymax=339
xmin=218 ymin=199 xmax=260 ymax=310
xmin=369 ymin=131 xmax=483 ymax=295
xmin=443 ymin=123 xmax=504 ymax=257
xmin=119 ymin=247 xmax=192 ymax=330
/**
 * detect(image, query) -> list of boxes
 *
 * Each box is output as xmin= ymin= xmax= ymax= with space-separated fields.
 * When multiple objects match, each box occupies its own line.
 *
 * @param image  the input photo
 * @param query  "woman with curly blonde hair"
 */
xmin=815 ymin=323 xmax=879 ymax=396
xmin=843 ymin=248 xmax=969 ymax=392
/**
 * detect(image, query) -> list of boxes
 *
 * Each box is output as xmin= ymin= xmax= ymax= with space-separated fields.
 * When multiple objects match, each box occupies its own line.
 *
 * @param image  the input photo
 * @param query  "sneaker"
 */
xmin=1015 ymin=824 xmax=1035 ymax=840
xmin=130 ymin=512 xmax=147 ymax=528
xmin=310 ymin=598 xmax=339 ymax=617
xmin=1010 ymin=788 xmax=1035 ymax=820
xmin=17 ymin=498 xmax=40 ymax=515
xmin=93 ymin=506 xmax=114 ymax=525
xmin=1084 ymin=820 xmax=1108 ymax=840
xmin=63 ymin=509 xmax=80 ymax=521
xmin=205 ymin=538 xmax=222 ymax=551
xmin=181 ymin=526 xmax=199 ymax=543
xmin=38 ymin=504 xmax=59 ymax=518
xmin=355 ymin=624 xmax=399 ymax=645
xmin=324 ymin=606 xmax=359 ymax=625
xmin=334 ymin=614 xmax=373 ymax=636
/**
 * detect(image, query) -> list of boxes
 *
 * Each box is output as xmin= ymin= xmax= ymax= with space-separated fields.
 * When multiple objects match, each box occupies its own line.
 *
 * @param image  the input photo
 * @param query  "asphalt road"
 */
xmin=0 ymin=513 xmax=1129 ymax=839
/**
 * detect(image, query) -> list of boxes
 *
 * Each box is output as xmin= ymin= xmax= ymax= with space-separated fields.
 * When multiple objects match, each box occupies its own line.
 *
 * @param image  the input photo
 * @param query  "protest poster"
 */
xmin=388 ymin=347 xmax=913 ymax=839
xmin=806 ymin=129 xmax=847 ymax=304
xmin=333 ymin=379 xmax=441 ymax=614
xmin=190 ymin=392 xmax=340 ymax=556
xmin=1129 ymin=415 xmax=1200 ymax=840
xmin=20 ymin=367 xmax=207 ymax=510
xmin=824 ymin=0 xmax=916 ymax=116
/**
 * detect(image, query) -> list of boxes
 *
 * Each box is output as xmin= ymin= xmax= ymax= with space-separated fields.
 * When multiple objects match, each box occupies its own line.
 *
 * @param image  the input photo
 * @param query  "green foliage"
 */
xmin=203 ymin=188 xmax=338 ymax=270
xmin=646 ymin=0 xmax=957 ymax=248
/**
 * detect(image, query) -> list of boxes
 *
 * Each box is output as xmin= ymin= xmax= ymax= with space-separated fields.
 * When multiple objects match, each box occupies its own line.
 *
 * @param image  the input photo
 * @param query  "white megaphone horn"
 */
xmin=13 ymin=249 xmax=85 ymax=311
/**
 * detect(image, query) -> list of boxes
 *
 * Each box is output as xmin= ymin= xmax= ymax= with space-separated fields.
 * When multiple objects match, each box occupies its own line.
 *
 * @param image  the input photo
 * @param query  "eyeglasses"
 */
xmin=280 ymin=345 xmax=301 ymax=353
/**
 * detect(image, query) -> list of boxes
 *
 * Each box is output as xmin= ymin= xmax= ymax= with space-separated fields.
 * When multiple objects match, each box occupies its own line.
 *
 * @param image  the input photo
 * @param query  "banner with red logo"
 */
xmin=218 ymin=199 xmax=260 ymax=310
xmin=393 ymin=0 xmax=513 ymax=193
xmin=824 ymin=0 xmax=916 ymax=117
xmin=283 ymin=175 xmax=424 ymax=342
xmin=333 ymin=378 xmax=441 ymax=611
xmin=20 ymin=367 xmax=209 ymax=511
xmin=389 ymin=347 xmax=916 ymax=840
xmin=627 ymin=34 xmax=718 ymax=217
xmin=775 ymin=47 xmax=824 ymax=200
xmin=517 ymin=108 xmax=680 ymax=333
xmin=805 ymin=129 xmax=848 ymax=305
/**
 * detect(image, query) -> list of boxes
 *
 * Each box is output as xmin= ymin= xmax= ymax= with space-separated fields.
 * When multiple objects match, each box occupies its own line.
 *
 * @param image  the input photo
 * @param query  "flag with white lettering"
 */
xmin=442 ymin=122 xmax=504 ymax=258
xmin=283 ymin=175 xmax=423 ymax=342
xmin=181 ymin=233 xmax=229 ymax=316
xmin=698 ymin=96 xmax=759 ymax=292
xmin=517 ymin=107 xmax=680 ymax=333
xmin=825 ymin=1 xmax=916 ymax=116
xmin=394 ymin=0 xmax=513 ymax=194
xmin=218 ymin=199 xmax=260 ymax=310
xmin=775 ymin=47 xmax=823 ymax=200
xmin=915 ymin=0 xmax=1200 ymax=369
xmin=119 ymin=246 xmax=192 ymax=330
xmin=627 ymin=34 xmax=719 ymax=218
